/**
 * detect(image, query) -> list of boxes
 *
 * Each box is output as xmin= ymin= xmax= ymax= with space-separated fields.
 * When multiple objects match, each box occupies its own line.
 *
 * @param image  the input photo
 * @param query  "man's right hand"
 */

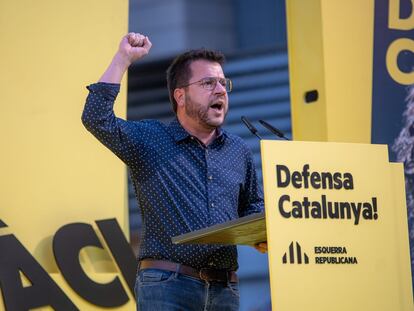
xmin=117 ymin=32 xmax=152 ymax=66
xmin=99 ymin=33 xmax=152 ymax=84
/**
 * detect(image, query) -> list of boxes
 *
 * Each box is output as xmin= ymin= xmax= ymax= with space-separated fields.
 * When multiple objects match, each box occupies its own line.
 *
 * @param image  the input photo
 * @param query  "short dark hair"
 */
xmin=166 ymin=48 xmax=225 ymax=113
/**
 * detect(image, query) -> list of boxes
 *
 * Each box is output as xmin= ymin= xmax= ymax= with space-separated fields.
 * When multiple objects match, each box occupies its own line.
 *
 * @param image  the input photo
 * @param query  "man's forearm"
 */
xmin=99 ymin=53 xmax=130 ymax=84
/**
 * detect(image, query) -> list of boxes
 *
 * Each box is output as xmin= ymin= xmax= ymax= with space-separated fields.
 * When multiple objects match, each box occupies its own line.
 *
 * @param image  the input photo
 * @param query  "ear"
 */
xmin=173 ymin=88 xmax=185 ymax=108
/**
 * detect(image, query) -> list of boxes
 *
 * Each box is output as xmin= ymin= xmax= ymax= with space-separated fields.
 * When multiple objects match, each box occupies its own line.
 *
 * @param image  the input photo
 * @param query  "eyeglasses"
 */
xmin=179 ymin=77 xmax=233 ymax=93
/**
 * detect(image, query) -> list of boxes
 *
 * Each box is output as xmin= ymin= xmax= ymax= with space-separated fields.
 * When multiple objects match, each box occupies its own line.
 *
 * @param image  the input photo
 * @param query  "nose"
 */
xmin=214 ymin=80 xmax=227 ymax=94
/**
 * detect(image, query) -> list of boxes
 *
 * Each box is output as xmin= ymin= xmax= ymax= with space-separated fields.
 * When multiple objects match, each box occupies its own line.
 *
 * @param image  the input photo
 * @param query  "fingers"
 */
xmin=127 ymin=32 xmax=146 ymax=47
xmin=126 ymin=33 xmax=152 ymax=54
xmin=142 ymin=36 xmax=152 ymax=50
xmin=118 ymin=32 xmax=152 ymax=64
xmin=254 ymin=242 xmax=268 ymax=254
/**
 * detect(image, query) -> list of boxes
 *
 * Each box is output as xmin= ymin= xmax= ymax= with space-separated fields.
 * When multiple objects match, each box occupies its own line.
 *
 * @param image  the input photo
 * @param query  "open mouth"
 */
xmin=210 ymin=102 xmax=224 ymax=112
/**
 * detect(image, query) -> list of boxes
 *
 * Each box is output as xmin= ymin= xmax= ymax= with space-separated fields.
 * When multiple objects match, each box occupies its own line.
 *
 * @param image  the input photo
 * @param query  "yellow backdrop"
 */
xmin=287 ymin=0 xmax=374 ymax=142
xmin=0 ymin=1 xmax=134 ymax=309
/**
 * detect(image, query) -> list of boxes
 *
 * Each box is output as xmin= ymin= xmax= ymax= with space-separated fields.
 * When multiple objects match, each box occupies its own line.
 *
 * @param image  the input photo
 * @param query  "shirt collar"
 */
xmin=167 ymin=118 xmax=227 ymax=144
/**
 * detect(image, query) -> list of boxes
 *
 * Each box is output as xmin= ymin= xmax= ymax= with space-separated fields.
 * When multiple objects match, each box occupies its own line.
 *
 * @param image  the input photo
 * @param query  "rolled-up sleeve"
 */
xmin=81 ymin=82 xmax=140 ymax=165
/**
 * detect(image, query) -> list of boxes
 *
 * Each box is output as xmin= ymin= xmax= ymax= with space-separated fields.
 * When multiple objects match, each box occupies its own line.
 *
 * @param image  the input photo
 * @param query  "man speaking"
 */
xmin=82 ymin=32 xmax=265 ymax=311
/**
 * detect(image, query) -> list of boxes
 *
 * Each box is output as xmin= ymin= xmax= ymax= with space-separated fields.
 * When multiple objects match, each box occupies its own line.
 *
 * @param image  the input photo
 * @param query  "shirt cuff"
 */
xmin=86 ymin=82 xmax=120 ymax=98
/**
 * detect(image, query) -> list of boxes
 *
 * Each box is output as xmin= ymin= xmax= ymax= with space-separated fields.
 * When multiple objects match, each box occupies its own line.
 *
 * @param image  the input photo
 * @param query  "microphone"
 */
xmin=241 ymin=116 xmax=262 ymax=140
xmin=258 ymin=120 xmax=290 ymax=140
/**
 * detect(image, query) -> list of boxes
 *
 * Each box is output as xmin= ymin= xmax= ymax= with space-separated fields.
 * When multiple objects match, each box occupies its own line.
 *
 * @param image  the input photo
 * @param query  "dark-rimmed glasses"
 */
xmin=179 ymin=77 xmax=233 ymax=93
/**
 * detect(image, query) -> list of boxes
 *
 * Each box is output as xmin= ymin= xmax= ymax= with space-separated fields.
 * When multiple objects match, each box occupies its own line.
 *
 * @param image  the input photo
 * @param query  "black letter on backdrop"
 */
xmin=53 ymin=223 xmax=129 ymax=307
xmin=96 ymin=218 xmax=136 ymax=296
xmin=0 ymin=234 xmax=77 ymax=311
xmin=0 ymin=219 xmax=7 ymax=228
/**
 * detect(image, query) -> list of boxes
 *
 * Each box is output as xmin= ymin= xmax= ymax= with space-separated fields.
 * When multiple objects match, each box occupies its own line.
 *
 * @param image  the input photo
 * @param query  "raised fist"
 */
xmin=118 ymin=32 xmax=152 ymax=65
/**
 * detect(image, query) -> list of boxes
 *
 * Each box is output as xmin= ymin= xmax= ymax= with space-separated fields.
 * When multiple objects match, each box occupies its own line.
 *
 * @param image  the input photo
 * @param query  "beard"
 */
xmin=184 ymin=93 xmax=228 ymax=130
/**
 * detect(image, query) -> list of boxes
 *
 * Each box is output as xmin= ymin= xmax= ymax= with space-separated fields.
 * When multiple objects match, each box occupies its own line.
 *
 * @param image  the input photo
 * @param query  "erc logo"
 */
xmin=282 ymin=241 xmax=309 ymax=264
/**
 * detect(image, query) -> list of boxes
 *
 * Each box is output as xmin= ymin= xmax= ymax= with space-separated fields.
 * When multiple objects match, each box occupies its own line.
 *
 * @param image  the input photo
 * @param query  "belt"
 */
xmin=139 ymin=259 xmax=238 ymax=283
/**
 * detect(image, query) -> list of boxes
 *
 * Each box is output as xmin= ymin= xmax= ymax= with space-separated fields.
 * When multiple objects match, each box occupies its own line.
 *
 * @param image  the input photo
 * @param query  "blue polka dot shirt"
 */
xmin=82 ymin=82 xmax=264 ymax=271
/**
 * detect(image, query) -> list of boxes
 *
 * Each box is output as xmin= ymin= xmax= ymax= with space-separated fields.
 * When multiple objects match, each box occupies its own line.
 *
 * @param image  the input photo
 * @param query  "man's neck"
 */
xmin=177 ymin=116 xmax=217 ymax=146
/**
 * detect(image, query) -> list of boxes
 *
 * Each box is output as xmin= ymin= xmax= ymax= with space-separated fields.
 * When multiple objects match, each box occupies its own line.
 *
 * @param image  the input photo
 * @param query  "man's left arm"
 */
xmin=238 ymin=148 xmax=264 ymax=217
xmin=238 ymin=148 xmax=268 ymax=253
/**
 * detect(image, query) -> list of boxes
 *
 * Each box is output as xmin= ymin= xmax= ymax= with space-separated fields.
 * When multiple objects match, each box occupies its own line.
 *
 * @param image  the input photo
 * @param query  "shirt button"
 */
xmin=208 ymin=175 xmax=213 ymax=180
xmin=208 ymin=262 xmax=214 ymax=266
xmin=211 ymin=203 xmax=215 ymax=207
xmin=190 ymin=136 xmax=194 ymax=140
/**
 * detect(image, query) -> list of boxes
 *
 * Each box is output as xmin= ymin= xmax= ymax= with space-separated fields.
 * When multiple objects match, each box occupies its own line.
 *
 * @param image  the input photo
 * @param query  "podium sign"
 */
xmin=261 ymin=140 xmax=412 ymax=311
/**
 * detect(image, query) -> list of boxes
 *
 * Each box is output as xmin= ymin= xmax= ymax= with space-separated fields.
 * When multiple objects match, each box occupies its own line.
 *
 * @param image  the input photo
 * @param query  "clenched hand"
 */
xmin=99 ymin=32 xmax=152 ymax=83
